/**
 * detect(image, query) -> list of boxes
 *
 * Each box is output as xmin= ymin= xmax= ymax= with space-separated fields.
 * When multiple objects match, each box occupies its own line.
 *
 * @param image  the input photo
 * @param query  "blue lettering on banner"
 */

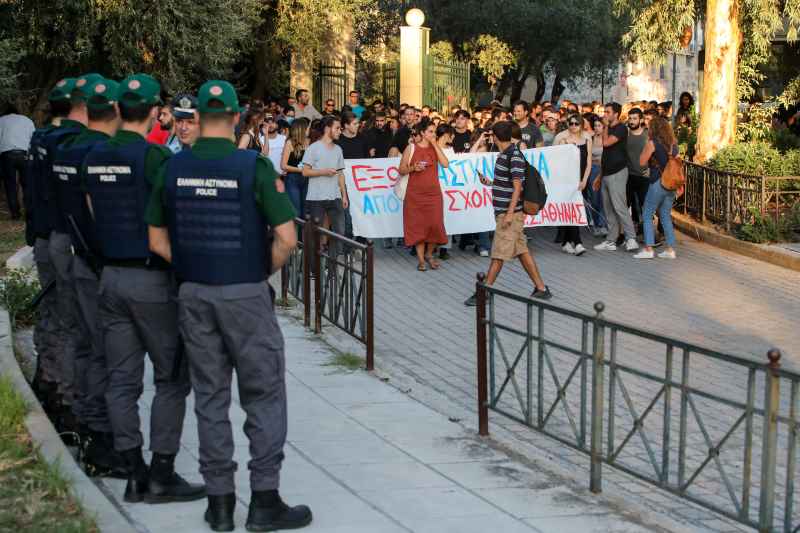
xmin=362 ymin=192 xmax=402 ymax=216
xmin=537 ymin=152 xmax=550 ymax=179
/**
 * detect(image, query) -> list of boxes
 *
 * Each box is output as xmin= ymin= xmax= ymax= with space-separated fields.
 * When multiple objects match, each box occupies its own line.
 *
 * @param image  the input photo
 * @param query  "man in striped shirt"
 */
xmin=465 ymin=121 xmax=551 ymax=306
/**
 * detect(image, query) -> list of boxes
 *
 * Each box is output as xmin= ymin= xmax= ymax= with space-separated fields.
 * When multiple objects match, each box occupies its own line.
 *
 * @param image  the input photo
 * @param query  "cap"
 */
xmin=86 ymin=78 xmax=120 ymax=111
xmin=73 ymin=73 xmax=104 ymax=101
xmin=49 ymin=78 xmax=76 ymax=102
xmin=171 ymin=93 xmax=198 ymax=119
xmin=197 ymin=80 xmax=238 ymax=114
xmin=118 ymin=74 xmax=162 ymax=106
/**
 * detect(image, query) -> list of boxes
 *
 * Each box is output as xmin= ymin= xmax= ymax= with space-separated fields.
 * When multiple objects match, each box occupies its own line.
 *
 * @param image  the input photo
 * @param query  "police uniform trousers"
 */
xmin=177 ymin=281 xmax=286 ymax=496
xmin=48 ymin=231 xmax=81 ymax=410
xmin=72 ymin=254 xmax=112 ymax=433
xmin=33 ymin=237 xmax=62 ymax=385
xmin=99 ymin=266 xmax=190 ymax=454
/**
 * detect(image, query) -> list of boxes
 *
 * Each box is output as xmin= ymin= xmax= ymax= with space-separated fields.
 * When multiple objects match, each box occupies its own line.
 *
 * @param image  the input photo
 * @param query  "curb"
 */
xmin=672 ymin=212 xmax=800 ymax=272
xmin=5 ymin=245 xmax=34 ymax=271
xmin=0 ymin=309 xmax=138 ymax=533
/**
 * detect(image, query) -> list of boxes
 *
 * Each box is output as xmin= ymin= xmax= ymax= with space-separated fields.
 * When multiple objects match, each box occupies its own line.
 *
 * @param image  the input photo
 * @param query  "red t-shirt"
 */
xmin=146 ymin=122 xmax=170 ymax=145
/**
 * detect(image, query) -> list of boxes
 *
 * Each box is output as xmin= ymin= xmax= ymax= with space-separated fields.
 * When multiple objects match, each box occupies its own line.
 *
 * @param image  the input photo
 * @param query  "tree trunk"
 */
xmin=550 ymin=72 xmax=565 ymax=104
xmin=534 ymin=69 xmax=546 ymax=103
xmin=509 ymin=64 xmax=531 ymax=103
xmin=696 ymin=0 xmax=741 ymax=162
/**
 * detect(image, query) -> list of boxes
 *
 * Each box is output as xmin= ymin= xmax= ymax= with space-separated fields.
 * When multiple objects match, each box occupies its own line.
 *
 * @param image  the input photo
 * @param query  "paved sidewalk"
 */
xmin=95 ymin=314 xmax=689 ymax=533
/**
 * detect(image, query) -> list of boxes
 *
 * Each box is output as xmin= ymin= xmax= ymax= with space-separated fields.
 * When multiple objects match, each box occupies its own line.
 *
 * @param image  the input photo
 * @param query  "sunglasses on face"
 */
xmin=568 ymin=121 xmax=580 ymax=126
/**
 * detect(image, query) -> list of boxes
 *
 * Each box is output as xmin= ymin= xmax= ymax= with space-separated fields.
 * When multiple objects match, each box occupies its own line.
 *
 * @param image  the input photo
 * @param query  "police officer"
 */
xmin=82 ymin=73 xmax=205 ymax=504
xmin=51 ymin=75 xmax=125 ymax=476
xmin=166 ymin=93 xmax=200 ymax=153
xmin=146 ymin=80 xmax=311 ymax=532
xmin=46 ymin=74 xmax=96 ymax=439
xmin=27 ymin=78 xmax=75 ymax=412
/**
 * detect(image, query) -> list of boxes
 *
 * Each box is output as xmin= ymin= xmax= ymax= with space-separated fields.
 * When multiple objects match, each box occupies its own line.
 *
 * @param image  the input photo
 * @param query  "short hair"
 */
xmin=492 ymin=120 xmax=514 ymax=142
xmin=510 ymin=122 xmax=522 ymax=140
xmin=513 ymin=100 xmax=530 ymax=112
xmin=119 ymin=102 xmax=156 ymax=122
xmin=325 ymin=99 xmax=335 ymax=106
xmin=454 ymin=109 xmax=470 ymax=120
xmin=50 ymin=99 xmax=72 ymax=118
xmin=422 ymin=105 xmax=431 ymax=111
xmin=341 ymin=110 xmax=358 ymax=126
xmin=88 ymin=106 xmax=118 ymax=122
xmin=436 ymin=123 xmax=454 ymax=138
xmin=200 ymin=99 xmax=236 ymax=125
xmin=295 ymin=89 xmax=308 ymax=100
xmin=628 ymin=107 xmax=643 ymax=118
xmin=605 ymin=102 xmax=622 ymax=116
xmin=374 ymin=111 xmax=387 ymax=119
xmin=321 ymin=115 xmax=340 ymax=131
xmin=350 ymin=90 xmax=359 ymax=96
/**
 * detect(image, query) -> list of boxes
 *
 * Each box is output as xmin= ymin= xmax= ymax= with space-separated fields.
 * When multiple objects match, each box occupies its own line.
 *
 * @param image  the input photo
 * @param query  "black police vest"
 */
xmin=32 ymin=126 xmax=82 ymax=236
xmin=84 ymin=139 xmax=151 ymax=260
xmin=51 ymin=135 xmax=105 ymax=249
xmin=165 ymin=149 xmax=268 ymax=285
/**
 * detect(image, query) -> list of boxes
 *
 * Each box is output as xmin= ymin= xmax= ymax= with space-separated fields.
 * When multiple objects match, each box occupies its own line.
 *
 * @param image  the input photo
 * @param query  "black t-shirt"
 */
xmin=336 ymin=134 xmax=368 ymax=159
xmin=601 ymin=123 xmax=628 ymax=175
xmin=518 ymin=123 xmax=543 ymax=149
xmin=391 ymin=126 xmax=412 ymax=153
xmin=452 ymin=130 xmax=472 ymax=153
xmin=365 ymin=127 xmax=393 ymax=158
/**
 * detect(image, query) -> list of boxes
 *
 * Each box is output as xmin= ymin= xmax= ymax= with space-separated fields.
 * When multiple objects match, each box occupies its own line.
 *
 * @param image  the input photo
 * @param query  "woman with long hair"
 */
xmin=586 ymin=115 xmax=607 ymax=236
xmin=280 ymin=118 xmax=310 ymax=218
xmin=634 ymin=116 xmax=680 ymax=260
xmin=237 ymin=108 xmax=264 ymax=151
xmin=398 ymin=120 xmax=450 ymax=271
xmin=553 ymin=113 xmax=592 ymax=255
xmin=436 ymin=123 xmax=455 ymax=260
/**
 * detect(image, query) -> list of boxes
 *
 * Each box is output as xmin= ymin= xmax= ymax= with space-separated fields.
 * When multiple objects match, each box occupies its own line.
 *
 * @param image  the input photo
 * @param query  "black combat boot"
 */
xmin=84 ymin=431 xmax=127 ymax=478
xmin=204 ymin=493 xmax=236 ymax=532
xmin=245 ymin=490 xmax=312 ymax=532
xmin=145 ymin=453 xmax=206 ymax=504
xmin=122 ymin=447 xmax=150 ymax=503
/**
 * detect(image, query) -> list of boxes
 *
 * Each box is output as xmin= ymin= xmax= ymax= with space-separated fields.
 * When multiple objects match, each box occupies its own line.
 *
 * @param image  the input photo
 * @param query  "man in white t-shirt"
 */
xmin=0 ymin=106 xmax=35 ymax=219
xmin=259 ymin=114 xmax=286 ymax=175
xmin=301 ymin=116 xmax=349 ymax=253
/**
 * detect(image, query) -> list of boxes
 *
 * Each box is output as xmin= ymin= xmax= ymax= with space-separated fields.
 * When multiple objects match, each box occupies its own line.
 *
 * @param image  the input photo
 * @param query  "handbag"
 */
xmin=394 ymin=143 xmax=415 ymax=201
xmin=660 ymin=144 xmax=685 ymax=191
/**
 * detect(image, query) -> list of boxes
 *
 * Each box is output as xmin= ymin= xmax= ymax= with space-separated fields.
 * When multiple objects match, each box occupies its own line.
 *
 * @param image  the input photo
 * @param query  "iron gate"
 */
xmin=313 ymin=63 xmax=348 ymax=112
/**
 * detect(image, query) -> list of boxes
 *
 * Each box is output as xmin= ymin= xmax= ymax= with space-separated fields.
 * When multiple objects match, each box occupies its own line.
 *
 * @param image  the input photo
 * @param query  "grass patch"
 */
xmin=0 ymin=376 xmax=97 ymax=533
xmin=324 ymin=352 xmax=365 ymax=371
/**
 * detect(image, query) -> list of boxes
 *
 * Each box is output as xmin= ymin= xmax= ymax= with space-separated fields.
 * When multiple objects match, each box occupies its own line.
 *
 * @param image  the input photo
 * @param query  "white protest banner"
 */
xmin=344 ymin=144 xmax=586 ymax=239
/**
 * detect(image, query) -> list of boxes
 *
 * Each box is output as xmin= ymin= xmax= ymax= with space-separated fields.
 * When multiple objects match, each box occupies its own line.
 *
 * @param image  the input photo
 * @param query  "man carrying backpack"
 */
xmin=465 ymin=121 xmax=551 ymax=306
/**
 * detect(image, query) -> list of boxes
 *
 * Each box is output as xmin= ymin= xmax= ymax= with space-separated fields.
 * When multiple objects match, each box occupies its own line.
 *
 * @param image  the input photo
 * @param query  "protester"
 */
xmin=281 ymin=118 xmax=310 ymax=218
xmin=364 ymin=111 xmax=393 ymax=158
xmin=398 ymin=120 xmax=449 ymax=271
xmin=626 ymin=108 xmax=650 ymax=236
xmin=261 ymin=114 xmax=286 ymax=176
xmin=293 ymin=89 xmax=322 ymax=121
xmin=322 ymin=99 xmax=336 ymax=116
xmin=389 ymin=106 xmax=416 ymax=156
xmin=148 ymin=105 xmax=172 ymax=145
xmin=540 ymin=111 xmax=559 ymax=146
xmin=586 ymin=115 xmax=607 ymax=236
xmin=553 ymin=113 xmax=591 ymax=255
xmin=634 ymin=116 xmax=680 ymax=260
xmin=436 ymin=123 xmax=456 ymax=260
xmin=349 ymin=90 xmax=365 ymax=118
xmin=0 ymin=105 xmax=35 ymax=219
xmin=514 ymin=100 xmax=544 ymax=149
xmin=237 ymin=108 xmax=265 ymax=151
xmin=464 ymin=121 xmax=551 ymax=306
xmin=594 ymin=102 xmax=638 ymax=252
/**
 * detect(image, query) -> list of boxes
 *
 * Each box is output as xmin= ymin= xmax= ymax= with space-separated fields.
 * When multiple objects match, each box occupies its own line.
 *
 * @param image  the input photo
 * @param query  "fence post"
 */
xmin=303 ymin=217 xmax=313 ymax=328
xmin=365 ymin=241 xmax=375 ymax=371
xmin=313 ymin=218 xmax=322 ymax=335
xmin=476 ymin=273 xmax=489 ymax=437
xmin=701 ymin=168 xmax=707 ymax=222
xmin=280 ymin=264 xmax=288 ymax=305
xmin=759 ymin=349 xmax=782 ymax=533
xmin=725 ymin=174 xmax=732 ymax=233
xmin=590 ymin=301 xmax=606 ymax=494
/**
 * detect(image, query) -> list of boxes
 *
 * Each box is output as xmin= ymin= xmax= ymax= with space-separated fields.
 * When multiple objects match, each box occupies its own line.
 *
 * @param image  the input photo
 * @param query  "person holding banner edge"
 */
xmin=464 ymin=121 xmax=551 ymax=306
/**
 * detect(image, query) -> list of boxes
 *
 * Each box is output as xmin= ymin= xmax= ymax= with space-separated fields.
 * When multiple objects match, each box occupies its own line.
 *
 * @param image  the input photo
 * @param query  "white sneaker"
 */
xmin=633 ymin=249 xmax=655 ymax=259
xmin=562 ymin=243 xmax=576 ymax=254
xmin=574 ymin=243 xmax=586 ymax=256
xmin=594 ymin=241 xmax=617 ymax=251
xmin=658 ymin=250 xmax=676 ymax=259
xmin=479 ymin=249 xmax=489 ymax=257
xmin=625 ymin=238 xmax=640 ymax=252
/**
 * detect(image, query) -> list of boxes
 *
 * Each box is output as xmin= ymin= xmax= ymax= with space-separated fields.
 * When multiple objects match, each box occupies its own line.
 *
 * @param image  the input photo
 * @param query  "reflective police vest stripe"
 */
xmin=52 ymin=137 xmax=105 ymax=248
xmin=84 ymin=140 xmax=150 ymax=260
xmin=165 ymin=149 xmax=267 ymax=285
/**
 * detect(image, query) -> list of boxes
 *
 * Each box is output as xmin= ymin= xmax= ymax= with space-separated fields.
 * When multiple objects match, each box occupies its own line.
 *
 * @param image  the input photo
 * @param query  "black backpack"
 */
xmin=522 ymin=155 xmax=548 ymax=216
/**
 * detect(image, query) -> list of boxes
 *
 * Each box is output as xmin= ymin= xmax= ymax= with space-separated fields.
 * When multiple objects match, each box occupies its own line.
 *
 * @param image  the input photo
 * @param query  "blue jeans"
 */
xmin=583 ymin=164 xmax=606 ymax=228
xmin=643 ymin=181 xmax=676 ymax=247
xmin=285 ymin=173 xmax=307 ymax=219
xmin=477 ymin=231 xmax=492 ymax=252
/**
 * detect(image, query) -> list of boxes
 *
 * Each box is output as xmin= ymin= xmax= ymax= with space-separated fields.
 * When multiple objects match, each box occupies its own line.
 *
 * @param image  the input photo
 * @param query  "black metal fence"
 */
xmin=422 ymin=55 xmax=470 ymax=113
xmin=475 ymin=274 xmax=796 ymax=532
xmin=380 ymin=62 xmax=400 ymax=108
xmin=280 ymin=218 xmax=374 ymax=370
xmin=313 ymin=62 xmax=348 ymax=112
xmin=683 ymin=162 xmax=800 ymax=231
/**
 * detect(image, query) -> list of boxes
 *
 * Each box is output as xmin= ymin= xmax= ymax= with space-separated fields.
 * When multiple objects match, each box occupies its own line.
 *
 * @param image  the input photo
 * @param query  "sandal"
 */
xmin=425 ymin=257 xmax=440 ymax=270
xmin=417 ymin=263 xmax=428 ymax=272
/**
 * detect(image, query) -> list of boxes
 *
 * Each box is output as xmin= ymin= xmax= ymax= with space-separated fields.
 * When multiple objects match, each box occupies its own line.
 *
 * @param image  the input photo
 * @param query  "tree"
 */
xmin=614 ymin=0 xmax=800 ymax=162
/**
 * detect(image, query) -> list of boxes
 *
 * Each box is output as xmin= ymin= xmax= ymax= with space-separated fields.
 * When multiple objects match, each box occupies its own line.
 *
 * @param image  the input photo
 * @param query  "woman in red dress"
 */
xmin=399 ymin=121 xmax=450 ymax=271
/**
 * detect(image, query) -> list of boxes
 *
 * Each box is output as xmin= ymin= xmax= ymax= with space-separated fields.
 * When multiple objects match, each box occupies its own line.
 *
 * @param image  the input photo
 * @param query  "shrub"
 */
xmin=737 ymin=207 xmax=794 ymax=243
xmin=772 ymin=128 xmax=800 ymax=153
xmin=708 ymin=142 xmax=788 ymax=176
xmin=0 ymin=269 xmax=40 ymax=329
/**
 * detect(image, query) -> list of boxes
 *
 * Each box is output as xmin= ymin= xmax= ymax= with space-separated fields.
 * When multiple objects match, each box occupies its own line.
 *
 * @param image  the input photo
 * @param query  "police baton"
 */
xmin=66 ymin=214 xmax=103 ymax=276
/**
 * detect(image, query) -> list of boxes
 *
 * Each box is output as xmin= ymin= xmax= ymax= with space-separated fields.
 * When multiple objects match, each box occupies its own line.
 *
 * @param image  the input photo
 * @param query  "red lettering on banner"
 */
xmin=445 ymin=190 xmax=461 ymax=211
xmin=386 ymin=166 xmax=401 ymax=185
xmin=351 ymin=165 xmax=389 ymax=192
xmin=471 ymin=190 xmax=483 ymax=208
xmin=547 ymin=203 xmax=558 ymax=221
xmin=575 ymin=203 xmax=587 ymax=224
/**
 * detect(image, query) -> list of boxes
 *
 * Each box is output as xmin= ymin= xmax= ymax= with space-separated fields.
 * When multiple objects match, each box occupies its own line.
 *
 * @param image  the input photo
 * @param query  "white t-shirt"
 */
xmin=259 ymin=134 xmax=286 ymax=175
xmin=301 ymin=140 xmax=345 ymax=201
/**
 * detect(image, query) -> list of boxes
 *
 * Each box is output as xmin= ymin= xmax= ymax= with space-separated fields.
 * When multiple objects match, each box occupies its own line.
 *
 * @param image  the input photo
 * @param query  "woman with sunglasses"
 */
xmin=553 ymin=113 xmax=592 ymax=255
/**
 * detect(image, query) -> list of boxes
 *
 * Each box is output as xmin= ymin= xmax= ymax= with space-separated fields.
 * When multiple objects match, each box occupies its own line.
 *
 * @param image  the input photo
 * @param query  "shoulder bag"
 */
xmin=394 ymin=143 xmax=415 ymax=201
